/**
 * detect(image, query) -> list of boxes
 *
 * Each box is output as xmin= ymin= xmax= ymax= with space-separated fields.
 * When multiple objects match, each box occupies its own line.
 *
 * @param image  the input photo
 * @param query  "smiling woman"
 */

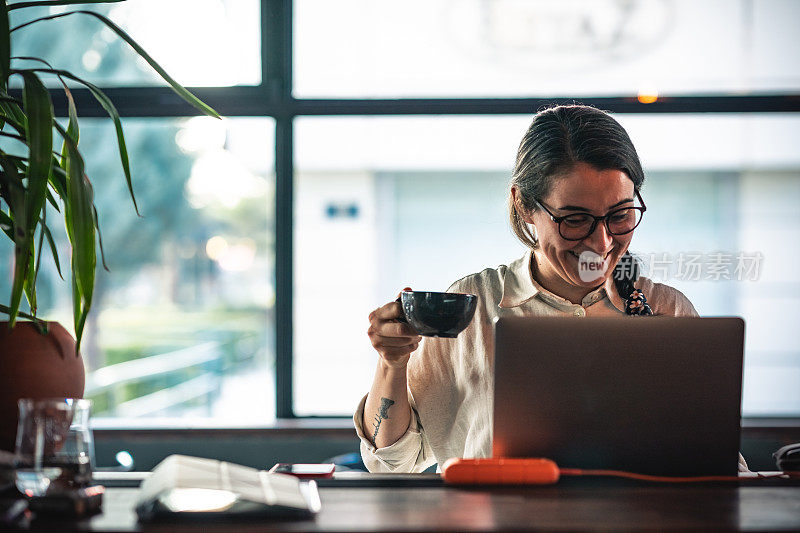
xmin=357 ymin=105 xmax=701 ymax=473
xmin=512 ymin=162 xmax=647 ymax=310
xmin=507 ymin=105 xmax=649 ymax=311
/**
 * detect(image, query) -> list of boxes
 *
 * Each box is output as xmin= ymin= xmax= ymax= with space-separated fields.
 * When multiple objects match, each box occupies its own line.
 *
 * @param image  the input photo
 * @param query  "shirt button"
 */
xmin=573 ymin=308 xmax=585 ymax=317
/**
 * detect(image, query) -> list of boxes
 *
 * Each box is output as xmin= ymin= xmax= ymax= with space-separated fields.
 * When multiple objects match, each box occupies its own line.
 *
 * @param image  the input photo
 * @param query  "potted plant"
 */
xmin=0 ymin=0 xmax=219 ymax=451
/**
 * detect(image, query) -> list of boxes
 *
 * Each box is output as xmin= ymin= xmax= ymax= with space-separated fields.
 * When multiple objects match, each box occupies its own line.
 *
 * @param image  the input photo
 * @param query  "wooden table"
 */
xmin=4 ymin=474 xmax=800 ymax=531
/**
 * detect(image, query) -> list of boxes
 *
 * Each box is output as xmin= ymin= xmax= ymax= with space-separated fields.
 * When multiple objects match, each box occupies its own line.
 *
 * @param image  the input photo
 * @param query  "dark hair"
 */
xmin=508 ymin=104 xmax=644 ymax=301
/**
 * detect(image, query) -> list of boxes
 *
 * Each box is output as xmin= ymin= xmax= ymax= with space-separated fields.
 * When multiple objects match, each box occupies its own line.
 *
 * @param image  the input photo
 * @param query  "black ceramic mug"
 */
xmin=395 ymin=291 xmax=478 ymax=338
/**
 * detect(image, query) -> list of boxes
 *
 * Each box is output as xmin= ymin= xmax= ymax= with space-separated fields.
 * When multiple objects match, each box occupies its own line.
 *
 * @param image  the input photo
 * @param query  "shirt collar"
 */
xmin=499 ymin=251 xmax=540 ymax=308
xmin=499 ymin=250 xmax=629 ymax=312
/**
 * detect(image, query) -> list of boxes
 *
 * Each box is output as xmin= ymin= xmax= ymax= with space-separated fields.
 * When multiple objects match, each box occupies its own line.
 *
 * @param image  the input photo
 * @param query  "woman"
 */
xmin=355 ymin=104 xmax=746 ymax=473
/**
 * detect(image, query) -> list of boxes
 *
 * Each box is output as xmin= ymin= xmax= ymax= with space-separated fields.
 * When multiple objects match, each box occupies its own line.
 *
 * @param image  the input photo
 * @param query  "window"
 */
xmin=294 ymin=0 xmax=800 ymax=98
xmin=293 ymin=116 xmax=529 ymax=415
xmin=3 ymin=2 xmax=274 ymax=426
xmin=10 ymin=1 xmax=261 ymax=87
xmin=3 ymin=0 xmax=798 ymax=425
xmin=293 ymin=114 xmax=800 ymax=416
xmin=81 ymin=117 xmax=276 ymax=424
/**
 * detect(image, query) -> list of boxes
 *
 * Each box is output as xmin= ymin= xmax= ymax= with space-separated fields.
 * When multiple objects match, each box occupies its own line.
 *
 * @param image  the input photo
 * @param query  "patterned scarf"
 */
xmin=626 ymin=289 xmax=653 ymax=316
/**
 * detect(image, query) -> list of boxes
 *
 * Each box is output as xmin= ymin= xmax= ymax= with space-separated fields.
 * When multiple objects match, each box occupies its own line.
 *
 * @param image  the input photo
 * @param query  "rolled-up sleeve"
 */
xmin=353 ymin=393 xmax=436 ymax=473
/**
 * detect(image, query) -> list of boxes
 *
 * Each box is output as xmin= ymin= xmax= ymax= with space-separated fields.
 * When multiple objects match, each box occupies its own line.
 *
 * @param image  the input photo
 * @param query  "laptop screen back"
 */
xmin=492 ymin=316 xmax=744 ymax=476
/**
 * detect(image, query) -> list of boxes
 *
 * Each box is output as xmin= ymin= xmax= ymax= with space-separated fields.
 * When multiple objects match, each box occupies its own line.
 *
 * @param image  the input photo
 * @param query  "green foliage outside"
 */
xmin=1 ymin=3 xmax=275 ymax=418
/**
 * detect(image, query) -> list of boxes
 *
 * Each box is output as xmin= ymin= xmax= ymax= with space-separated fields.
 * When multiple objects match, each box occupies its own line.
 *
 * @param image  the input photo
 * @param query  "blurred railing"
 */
xmin=85 ymin=342 xmax=224 ymax=417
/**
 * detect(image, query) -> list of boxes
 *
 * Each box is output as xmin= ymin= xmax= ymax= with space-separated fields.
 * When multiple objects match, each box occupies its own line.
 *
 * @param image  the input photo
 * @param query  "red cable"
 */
xmin=441 ymin=458 xmax=790 ymax=485
xmin=558 ymin=468 xmax=786 ymax=483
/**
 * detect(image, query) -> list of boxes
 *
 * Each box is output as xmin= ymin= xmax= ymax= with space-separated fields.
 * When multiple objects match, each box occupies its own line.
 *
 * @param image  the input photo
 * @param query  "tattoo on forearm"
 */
xmin=371 ymin=397 xmax=396 ymax=443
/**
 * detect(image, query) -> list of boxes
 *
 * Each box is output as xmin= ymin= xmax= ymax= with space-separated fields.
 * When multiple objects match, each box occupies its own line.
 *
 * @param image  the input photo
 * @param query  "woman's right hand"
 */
xmin=367 ymin=288 xmax=422 ymax=369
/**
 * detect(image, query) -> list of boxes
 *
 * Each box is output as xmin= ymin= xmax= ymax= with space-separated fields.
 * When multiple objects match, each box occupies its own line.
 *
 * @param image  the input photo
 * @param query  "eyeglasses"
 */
xmin=533 ymin=190 xmax=646 ymax=241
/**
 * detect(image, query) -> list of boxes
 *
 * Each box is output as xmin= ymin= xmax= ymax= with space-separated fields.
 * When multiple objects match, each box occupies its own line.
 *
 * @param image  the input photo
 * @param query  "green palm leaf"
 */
xmin=54 ymin=120 xmax=95 ymax=352
xmin=0 ymin=2 xmax=9 ymax=91
xmin=12 ymin=11 xmax=220 ymax=119
xmin=0 ymin=97 xmax=26 ymax=126
xmin=12 ymin=58 xmax=82 ymax=175
xmin=41 ymin=217 xmax=64 ymax=280
xmin=0 ymin=303 xmax=44 ymax=323
xmin=17 ymin=71 xmax=53 ymax=317
xmin=2 ymin=151 xmax=27 ymax=325
xmin=20 ymin=72 xmax=52 ymax=247
xmin=1 ymin=2 xmax=220 ymax=350
xmin=48 ymin=157 xmax=68 ymax=202
xmin=8 ymin=1 xmax=124 ymax=10
xmin=23 ymin=67 xmax=140 ymax=214
xmin=0 ymin=112 xmax=26 ymax=134
xmin=0 ymin=210 xmax=13 ymax=240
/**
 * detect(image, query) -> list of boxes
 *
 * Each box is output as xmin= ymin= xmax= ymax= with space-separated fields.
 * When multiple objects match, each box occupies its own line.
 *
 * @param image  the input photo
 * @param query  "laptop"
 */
xmin=492 ymin=316 xmax=744 ymax=476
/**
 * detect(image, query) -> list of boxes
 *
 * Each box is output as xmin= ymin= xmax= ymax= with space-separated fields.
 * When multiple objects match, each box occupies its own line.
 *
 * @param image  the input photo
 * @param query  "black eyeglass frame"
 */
xmin=533 ymin=189 xmax=647 ymax=241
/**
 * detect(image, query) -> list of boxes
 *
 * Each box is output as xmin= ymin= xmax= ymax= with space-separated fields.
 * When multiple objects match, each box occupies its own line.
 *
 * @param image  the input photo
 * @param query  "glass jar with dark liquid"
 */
xmin=14 ymin=399 xmax=94 ymax=496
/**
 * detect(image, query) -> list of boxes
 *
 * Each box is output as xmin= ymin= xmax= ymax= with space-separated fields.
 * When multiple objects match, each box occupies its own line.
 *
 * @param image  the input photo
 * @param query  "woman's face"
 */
xmin=518 ymin=162 xmax=637 ymax=289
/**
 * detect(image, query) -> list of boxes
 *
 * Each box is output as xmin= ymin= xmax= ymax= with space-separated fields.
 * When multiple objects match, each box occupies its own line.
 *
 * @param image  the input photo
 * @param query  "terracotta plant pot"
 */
xmin=0 ymin=321 xmax=85 ymax=453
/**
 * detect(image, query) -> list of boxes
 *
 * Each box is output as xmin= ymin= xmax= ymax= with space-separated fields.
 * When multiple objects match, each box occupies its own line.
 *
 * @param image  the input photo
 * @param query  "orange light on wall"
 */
xmin=637 ymin=87 xmax=659 ymax=104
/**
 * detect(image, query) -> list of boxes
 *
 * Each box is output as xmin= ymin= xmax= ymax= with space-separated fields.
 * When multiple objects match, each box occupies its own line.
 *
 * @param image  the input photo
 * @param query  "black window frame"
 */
xmin=28 ymin=0 xmax=800 ymax=422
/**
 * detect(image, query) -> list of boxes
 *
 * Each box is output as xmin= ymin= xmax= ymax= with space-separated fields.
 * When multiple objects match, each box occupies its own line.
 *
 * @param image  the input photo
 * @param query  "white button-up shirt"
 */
xmin=354 ymin=251 xmax=701 ymax=473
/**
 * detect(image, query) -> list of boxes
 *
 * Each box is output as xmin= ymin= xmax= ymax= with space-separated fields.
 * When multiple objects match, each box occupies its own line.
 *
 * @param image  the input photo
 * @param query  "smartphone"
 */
xmin=268 ymin=463 xmax=336 ymax=479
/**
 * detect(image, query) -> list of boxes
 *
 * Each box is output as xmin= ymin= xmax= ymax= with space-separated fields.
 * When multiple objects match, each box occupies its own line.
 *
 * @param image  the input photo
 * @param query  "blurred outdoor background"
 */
xmin=0 ymin=0 xmax=798 ymax=425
